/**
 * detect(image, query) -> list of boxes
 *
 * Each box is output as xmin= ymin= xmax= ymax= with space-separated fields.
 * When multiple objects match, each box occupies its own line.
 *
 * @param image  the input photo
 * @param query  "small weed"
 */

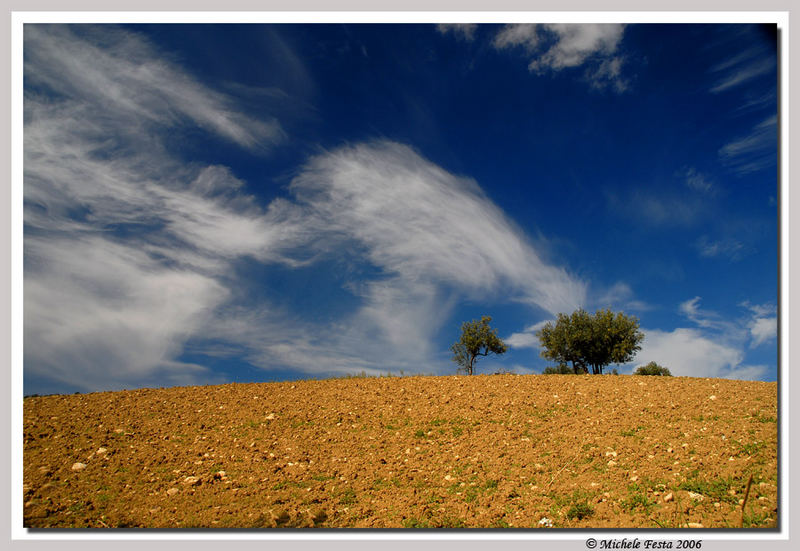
xmin=339 ymin=488 xmax=357 ymax=505
xmin=742 ymin=509 xmax=772 ymax=528
xmin=736 ymin=440 xmax=767 ymax=456
xmin=621 ymin=491 xmax=654 ymax=512
xmin=620 ymin=425 xmax=645 ymax=437
xmin=753 ymin=415 xmax=777 ymax=423
xmin=679 ymin=475 xmax=739 ymax=504
xmin=414 ymin=429 xmax=427 ymax=439
xmin=403 ymin=517 xmax=431 ymax=528
xmin=566 ymin=502 xmax=594 ymax=521
xmin=452 ymin=426 xmax=464 ymax=437
xmin=426 ymin=493 xmax=443 ymax=504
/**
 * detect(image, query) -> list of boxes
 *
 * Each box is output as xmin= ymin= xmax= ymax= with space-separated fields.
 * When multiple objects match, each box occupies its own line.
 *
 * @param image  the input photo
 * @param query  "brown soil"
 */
xmin=22 ymin=374 xmax=778 ymax=529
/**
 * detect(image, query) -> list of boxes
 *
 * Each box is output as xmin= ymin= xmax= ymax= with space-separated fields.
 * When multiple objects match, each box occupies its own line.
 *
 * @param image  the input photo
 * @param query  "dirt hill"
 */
xmin=22 ymin=373 xmax=778 ymax=529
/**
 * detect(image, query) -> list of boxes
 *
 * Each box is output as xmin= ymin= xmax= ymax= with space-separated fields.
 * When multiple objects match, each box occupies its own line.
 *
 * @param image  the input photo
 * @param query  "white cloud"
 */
xmin=696 ymin=236 xmax=748 ymax=261
xmin=741 ymin=302 xmax=777 ymax=348
xmin=23 ymin=25 xmax=299 ymax=391
xmin=24 ymin=25 xmax=283 ymax=150
xmin=684 ymin=168 xmax=714 ymax=194
xmin=493 ymin=24 xmax=628 ymax=91
xmin=749 ymin=317 xmax=778 ymax=348
xmin=505 ymin=320 xmax=551 ymax=349
xmin=24 ymin=25 xmax=586 ymax=390
xmin=605 ymin=188 xmax=705 ymax=228
xmin=289 ymin=141 xmax=587 ymax=317
xmin=436 ymin=24 xmax=478 ymax=41
xmin=719 ymin=115 xmax=777 ymax=175
xmin=633 ymin=328 xmax=766 ymax=380
xmin=710 ymin=44 xmax=775 ymax=94
xmin=594 ymin=281 xmax=652 ymax=312
xmin=24 ymin=236 xmax=229 ymax=391
xmin=678 ymin=296 xmax=744 ymax=338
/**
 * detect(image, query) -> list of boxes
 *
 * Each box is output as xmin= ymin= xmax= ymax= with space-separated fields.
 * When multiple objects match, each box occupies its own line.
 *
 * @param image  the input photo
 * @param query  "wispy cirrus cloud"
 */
xmin=719 ymin=115 xmax=777 ymax=175
xmin=289 ymin=141 xmax=586 ymax=317
xmin=594 ymin=281 xmax=652 ymax=313
xmin=23 ymin=25 xmax=299 ymax=391
xmin=605 ymin=187 xmax=706 ymax=228
xmin=24 ymin=25 xmax=586 ymax=391
xmin=683 ymin=167 xmax=714 ymax=194
xmin=709 ymin=42 xmax=776 ymax=94
xmin=492 ymin=24 xmax=629 ymax=91
xmin=695 ymin=235 xmax=750 ymax=261
xmin=25 ymin=25 xmax=284 ymax=150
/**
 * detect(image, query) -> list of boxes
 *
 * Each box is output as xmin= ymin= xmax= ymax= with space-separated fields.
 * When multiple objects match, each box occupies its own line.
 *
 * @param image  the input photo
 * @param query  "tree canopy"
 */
xmin=451 ymin=316 xmax=507 ymax=375
xmin=536 ymin=308 xmax=644 ymax=374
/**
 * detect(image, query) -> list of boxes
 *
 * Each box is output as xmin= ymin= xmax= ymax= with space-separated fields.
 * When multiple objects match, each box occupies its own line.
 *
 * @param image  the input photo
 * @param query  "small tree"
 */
xmin=451 ymin=316 xmax=507 ymax=375
xmin=634 ymin=361 xmax=672 ymax=376
xmin=536 ymin=308 xmax=644 ymax=375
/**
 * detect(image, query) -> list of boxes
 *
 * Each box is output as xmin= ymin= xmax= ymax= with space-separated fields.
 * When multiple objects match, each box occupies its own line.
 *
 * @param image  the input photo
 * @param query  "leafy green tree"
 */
xmin=634 ymin=361 xmax=672 ymax=376
xmin=536 ymin=308 xmax=644 ymax=375
xmin=451 ymin=316 xmax=508 ymax=375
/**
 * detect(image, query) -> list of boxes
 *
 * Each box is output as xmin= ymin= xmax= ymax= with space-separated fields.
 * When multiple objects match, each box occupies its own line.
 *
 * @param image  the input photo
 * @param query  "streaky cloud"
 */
xmin=24 ymin=25 xmax=283 ymax=150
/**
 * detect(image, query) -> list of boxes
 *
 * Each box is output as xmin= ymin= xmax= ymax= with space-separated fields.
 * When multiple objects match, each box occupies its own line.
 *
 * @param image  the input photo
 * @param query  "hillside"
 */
xmin=22 ymin=374 xmax=778 ymax=529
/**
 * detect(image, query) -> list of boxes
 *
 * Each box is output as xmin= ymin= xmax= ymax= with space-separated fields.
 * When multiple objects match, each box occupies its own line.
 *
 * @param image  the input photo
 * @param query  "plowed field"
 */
xmin=22 ymin=374 xmax=778 ymax=529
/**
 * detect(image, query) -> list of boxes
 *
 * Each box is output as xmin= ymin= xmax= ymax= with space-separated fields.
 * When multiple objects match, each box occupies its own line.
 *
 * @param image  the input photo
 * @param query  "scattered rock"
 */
xmin=71 ymin=462 xmax=87 ymax=472
xmin=688 ymin=492 xmax=704 ymax=501
xmin=607 ymin=460 xmax=617 ymax=467
xmin=629 ymin=476 xmax=639 ymax=482
xmin=37 ymin=466 xmax=51 ymax=475
xmin=182 ymin=476 xmax=201 ymax=486
xmin=687 ymin=522 xmax=704 ymax=528
xmin=96 ymin=447 xmax=107 ymax=455
xmin=663 ymin=492 xmax=674 ymax=502
xmin=166 ymin=488 xmax=179 ymax=496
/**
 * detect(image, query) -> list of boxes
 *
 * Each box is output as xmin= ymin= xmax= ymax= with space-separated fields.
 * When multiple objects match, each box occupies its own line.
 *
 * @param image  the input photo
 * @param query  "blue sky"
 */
xmin=22 ymin=22 xmax=779 ymax=395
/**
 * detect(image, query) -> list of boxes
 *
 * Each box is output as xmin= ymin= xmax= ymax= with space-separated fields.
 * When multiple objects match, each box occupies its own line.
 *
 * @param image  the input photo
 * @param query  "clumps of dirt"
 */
xmin=22 ymin=374 xmax=778 ymax=529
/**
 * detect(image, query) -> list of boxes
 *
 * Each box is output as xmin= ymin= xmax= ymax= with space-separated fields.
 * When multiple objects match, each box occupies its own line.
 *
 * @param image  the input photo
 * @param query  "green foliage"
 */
xmin=450 ymin=316 xmax=507 ymax=375
xmin=566 ymin=501 xmax=594 ymax=521
xmin=536 ymin=309 xmax=644 ymax=374
xmin=542 ymin=363 xmax=575 ymax=374
xmin=633 ymin=361 xmax=672 ymax=376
